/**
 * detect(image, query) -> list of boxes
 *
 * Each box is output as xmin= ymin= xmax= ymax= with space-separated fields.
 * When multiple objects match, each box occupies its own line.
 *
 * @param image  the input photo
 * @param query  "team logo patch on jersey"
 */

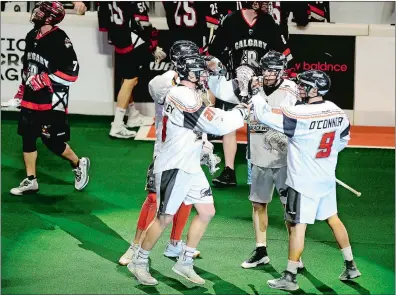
xmin=64 ymin=38 xmax=72 ymax=48
xmin=249 ymin=29 xmax=253 ymax=35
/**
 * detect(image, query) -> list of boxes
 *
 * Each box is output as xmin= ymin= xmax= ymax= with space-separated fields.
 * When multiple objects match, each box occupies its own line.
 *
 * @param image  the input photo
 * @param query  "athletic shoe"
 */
xmin=172 ymin=259 xmax=205 ymax=285
xmin=119 ymin=244 xmax=139 ymax=266
xmin=74 ymin=157 xmax=90 ymax=191
xmin=241 ymin=246 xmax=270 ymax=268
xmin=298 ymin=258 xmax=305 ymax=270
xmin=126 ymin=112 xmax=154 ymax=128
xmin=10 ymin=178 xmax=39 ymax=196
xmin=212 ymin=166 xmax=237 ymax=187
xmin=164 ymin=241 xmax=200 ymax=258
xmin=127 ymin=259 xmax=158 ymax=286
xmin=267 ymin=271 xmax=299 ymax=291
xmin=109 ymin=123 xmax=136 ymax=139
xmin=339 ymin=260 xmax=361 ymax=281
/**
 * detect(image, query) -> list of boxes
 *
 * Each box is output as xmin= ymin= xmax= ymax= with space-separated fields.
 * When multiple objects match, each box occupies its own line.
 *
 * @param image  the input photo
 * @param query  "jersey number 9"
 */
xmin=316 ymin=131 xmax=335 ymax=159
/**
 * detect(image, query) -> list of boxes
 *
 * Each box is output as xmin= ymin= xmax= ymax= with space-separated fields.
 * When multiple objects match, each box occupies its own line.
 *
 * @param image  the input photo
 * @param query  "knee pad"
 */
xmin=22 ymin=135 xmax=37 ymax=153
xmin=42 ymin=138 xmax=66 ymax=155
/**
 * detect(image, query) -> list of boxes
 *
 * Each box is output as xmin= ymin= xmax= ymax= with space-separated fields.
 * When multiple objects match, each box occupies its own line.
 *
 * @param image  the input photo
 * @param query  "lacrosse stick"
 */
xmin=336 ymin=178 xmax=361 ymax=197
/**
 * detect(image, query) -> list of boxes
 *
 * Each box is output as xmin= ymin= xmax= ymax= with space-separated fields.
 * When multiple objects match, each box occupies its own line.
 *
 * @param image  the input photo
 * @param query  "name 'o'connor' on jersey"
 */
xmin=251 ymin=95 xmax=351 ymax=199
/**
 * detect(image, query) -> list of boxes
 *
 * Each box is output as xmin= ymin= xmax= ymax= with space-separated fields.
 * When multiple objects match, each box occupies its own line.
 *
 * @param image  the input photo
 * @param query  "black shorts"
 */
xmin=115 ymin=44 xmax=151 ymax=79
xmin=215 ymin=99 xmax=237 ymax=111
xmin=18 ymin=108 xmax=70 ymax=142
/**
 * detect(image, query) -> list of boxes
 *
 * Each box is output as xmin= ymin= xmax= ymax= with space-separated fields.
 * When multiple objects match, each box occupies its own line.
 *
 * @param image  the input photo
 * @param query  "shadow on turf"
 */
xmin=342 ymin=281 xmax=371 ymax=295
xmin=166 ymin=256 xmax=253 ymax=295
xmin=115 ymin=261 xmax=209 ymax=295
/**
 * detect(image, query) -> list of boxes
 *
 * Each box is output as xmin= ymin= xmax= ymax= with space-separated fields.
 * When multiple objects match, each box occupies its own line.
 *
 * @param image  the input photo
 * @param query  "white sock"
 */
xmin=286 ymin=260 xmax=300 ymax=274
xmin=181 ymin=245 xmax=196 ymax=263
xmin=130 ymin=242 xmax=140 ymax=250
xmin=113 ymin=107 xmax=126 ymax=128
xmin=136 ymin=248 xmax=150 ymax=263
xmin=127 ymin=102 xmax=137 ymax=118
xmin=341 ymin=246 xmax=353 ymax=261
xmin=256 ymin=242 xmax=266 ymax=248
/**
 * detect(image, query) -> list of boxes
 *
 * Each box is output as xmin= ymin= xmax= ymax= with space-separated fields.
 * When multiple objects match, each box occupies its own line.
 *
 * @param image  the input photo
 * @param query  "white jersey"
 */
xmin=252 ymin=95 xmax=351 ymax=198
xmin=208 ymin=75 xmax=240 ymax=105
xmin=154 ymin=85 xmax=246 ymax=174
xmin=148 ymin=70 xmax=178 ymax=158
xmin=250 ymin=79 xmax=299 ymax=168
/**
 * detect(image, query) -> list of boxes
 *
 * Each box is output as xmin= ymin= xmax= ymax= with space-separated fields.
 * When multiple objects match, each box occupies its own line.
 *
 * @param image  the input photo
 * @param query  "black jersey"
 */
xmin=268 ymin=2 xmax=309 ymax=40
xmin=209 ymin=10 xmax=290 ymax=76
xmin=163 ymin=1 xmax=222 ymax=48
xmin=97 ymin=1 xmax=151 ymax=53
xmin=308 ymin=1 xmax=330 ymax=22
xmin=21 ymin=27 xmax=79 ymax=112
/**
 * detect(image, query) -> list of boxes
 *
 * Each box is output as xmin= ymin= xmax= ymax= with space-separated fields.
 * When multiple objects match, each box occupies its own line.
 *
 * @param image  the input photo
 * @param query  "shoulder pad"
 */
xmin=167 ymin=86 xmax=202 ymax=113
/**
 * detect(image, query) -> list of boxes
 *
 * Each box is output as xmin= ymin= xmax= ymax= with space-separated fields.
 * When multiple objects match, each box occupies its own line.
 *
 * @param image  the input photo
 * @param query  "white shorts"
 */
xmin=155 ymin=169 xmax=213 ymax=215
xmin=284 ymin=187 xmax=338 ymax=224
xmin=249 ymin=165 xmax=287 ymax=205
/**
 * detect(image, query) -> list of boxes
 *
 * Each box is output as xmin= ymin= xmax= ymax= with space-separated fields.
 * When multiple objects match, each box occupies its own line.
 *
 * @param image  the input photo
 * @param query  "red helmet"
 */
xmin=31 ymin=1 xmax=65 ymax=28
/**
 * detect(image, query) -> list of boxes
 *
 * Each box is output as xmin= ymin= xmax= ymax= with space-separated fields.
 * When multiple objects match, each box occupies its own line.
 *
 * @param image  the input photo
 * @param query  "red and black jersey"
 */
xmin=163 ymin=1 xmax=222 ymax=48
xmin=209 ymin=10 xmax=290 ymax=76
xmin=268 ymin=2 xmax=309 ymax=40
xmin=97 ymin=1 xmax=151 ymax=54
xmin=21 ymin=27 xmax=79 ymax=112
xmin=308 ymin=1 xmax=330 ymax=22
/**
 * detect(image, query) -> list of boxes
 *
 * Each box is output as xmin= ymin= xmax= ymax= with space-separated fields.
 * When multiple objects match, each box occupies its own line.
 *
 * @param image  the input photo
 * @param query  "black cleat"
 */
xmin=212 ymin=166 xmax=237 ymax=187
xmin=241 ymin=247 xmax=270 ymax=268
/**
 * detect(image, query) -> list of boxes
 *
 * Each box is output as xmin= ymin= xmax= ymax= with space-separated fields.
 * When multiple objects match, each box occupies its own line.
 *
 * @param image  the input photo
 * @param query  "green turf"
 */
xmin=1 ymin=115 xmax=395 ymax=295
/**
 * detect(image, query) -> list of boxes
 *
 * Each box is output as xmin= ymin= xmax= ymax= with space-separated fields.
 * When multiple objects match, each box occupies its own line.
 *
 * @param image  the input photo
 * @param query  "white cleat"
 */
xmin=119 ymin=245 xmax=138 ymax=266
xmin=109 ymin=124 xmax=136 ymax=139
xmin=73 ymin=157 xmax=90 ymax=191
xmin=127 ymin=260 xmax=158 ymax=286
xmin=172 ymin=260 xmax=205 ymax=285
xmin=10 ymin=178 xmax=39 ymax=196
xmin=125 ymin=113 xmax=154 ymax=128
xmin=164 ymin=241 xmax=200 ymax=258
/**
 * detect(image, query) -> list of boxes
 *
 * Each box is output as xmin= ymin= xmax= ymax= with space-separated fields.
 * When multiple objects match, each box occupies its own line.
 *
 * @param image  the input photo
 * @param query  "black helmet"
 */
xmin=260 ymin=51 xmax=287 ymax=87
xmin=169 ymin=40 xmax=199 ymax=66
xmin=297 ymin=70 xmax=331 ymax=99
xmin=176 ymin=54 xmax=208 ymax=84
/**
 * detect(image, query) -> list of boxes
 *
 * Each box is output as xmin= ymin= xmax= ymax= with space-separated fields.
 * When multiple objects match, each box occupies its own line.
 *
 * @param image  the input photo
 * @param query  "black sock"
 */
xmin=27 ymin=175 xmax=36 ymax=180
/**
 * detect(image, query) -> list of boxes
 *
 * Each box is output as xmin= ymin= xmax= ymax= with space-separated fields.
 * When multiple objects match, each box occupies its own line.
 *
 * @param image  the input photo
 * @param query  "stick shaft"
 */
xmin=336 ymin=178 xmax=361 ymax=197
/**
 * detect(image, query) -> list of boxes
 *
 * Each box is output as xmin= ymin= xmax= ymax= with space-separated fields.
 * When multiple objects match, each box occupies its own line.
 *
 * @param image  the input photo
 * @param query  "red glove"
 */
xmin=148 ymin=28 xmax=159 ymax=52
xmin=26 ymin=72 xmax=53 ymax=92
xmin=14 ymin=84 xmax=25 ymax=99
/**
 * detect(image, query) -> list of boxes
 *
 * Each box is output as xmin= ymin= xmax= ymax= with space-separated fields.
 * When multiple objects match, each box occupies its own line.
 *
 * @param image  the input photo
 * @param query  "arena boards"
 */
xmin=135 ymin=124 xmax=395 ymax=149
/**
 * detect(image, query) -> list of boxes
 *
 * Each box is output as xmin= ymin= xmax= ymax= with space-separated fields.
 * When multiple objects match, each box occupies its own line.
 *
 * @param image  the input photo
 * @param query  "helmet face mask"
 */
xmin=176 ymin=55 xmax=208 ymax=88
xmin=297 ymin=70 xmax=331 ymax=102
xmin=169 ymin=41 xmax=199 ymax=67
xmin=260 ymin=51 xmax=286 ymax=88
xmin=30 ymin=2 xmax=65 ymax=29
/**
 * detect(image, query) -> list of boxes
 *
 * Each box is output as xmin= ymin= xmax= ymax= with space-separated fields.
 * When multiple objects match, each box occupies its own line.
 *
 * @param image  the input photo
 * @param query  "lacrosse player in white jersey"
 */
xmin=239 ymin=51 xmax=305 ymax=269
xmin=250 ymin=70 xmax=361 ymax=291
xmin=128 ymin=54 xmax=250 ymax=286
xmin=119 ymin=41 xmax=221 ymax=266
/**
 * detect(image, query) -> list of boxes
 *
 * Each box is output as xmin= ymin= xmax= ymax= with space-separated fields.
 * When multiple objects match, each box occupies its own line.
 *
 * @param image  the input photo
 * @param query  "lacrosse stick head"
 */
xmin=235 ymin=64 xmax=257 ymax=99
xmin=263 ymin=129 xmax=288 ymax=154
